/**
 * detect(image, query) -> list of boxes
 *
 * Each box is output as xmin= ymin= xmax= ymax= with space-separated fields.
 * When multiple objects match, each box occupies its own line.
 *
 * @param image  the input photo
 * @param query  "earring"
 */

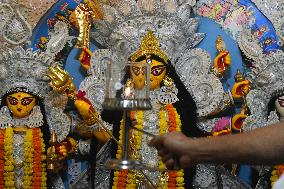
xmin=0 ymin=106 xmax=12 ymax=129
xmin=158 ymin=76 xmax=178 ymax=104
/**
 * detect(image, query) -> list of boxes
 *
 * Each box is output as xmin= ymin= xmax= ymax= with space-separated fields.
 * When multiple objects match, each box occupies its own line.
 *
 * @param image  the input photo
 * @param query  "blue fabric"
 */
xmin=239 ymin=0 xmax=280 ymax=52
xmin=197 ymin=17 xmax=244 ymax=92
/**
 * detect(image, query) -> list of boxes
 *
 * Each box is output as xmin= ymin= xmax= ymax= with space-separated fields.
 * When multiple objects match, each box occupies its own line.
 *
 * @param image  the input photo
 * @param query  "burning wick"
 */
xmin=124 ymin=79 xmax=133 ymax=98
xmin=124 ymin=87 xmax=131 ymax=97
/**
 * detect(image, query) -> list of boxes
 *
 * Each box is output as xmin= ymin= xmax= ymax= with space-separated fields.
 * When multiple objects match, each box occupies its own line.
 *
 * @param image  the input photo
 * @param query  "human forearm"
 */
xmin=188 ymin=123 xmax=284 ymax=165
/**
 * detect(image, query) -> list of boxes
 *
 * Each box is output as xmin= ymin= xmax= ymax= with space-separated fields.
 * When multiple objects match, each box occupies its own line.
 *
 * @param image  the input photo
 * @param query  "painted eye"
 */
xmin=132 ymin=66 xmax=146 ymax=76
xmin=7 ymin=96 xmax=18 ymax=105
xmin=151 ymin=66 xmax=165 ymax=76
xmin=132 ymin=66 xmax=140 ymax=76
xmin=21 ymin=97 xmax=34 ymax=106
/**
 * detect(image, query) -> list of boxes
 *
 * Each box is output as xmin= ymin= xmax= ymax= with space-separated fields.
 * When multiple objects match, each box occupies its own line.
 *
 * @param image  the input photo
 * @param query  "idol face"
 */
xmin=149 ymin=59 xmax=167 ymax=90
xmin=275 ymin=96 xmax=284 ymax=119
xmin=130 ymin=61 xmax=146 ymax=90
xmin=130 ymin=59 xmax=167 ymax=90
xmin=6 ymin=92 xmax=36 ymax=118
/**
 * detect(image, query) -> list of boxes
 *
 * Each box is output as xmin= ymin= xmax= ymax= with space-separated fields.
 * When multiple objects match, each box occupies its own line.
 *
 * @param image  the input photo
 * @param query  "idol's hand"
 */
xmin=46 ymin=147 xmax=63 ymax=173
xmin=47 ymin=65 xmax=76 ymax=98
xmin=149 ymin=132 xmax=194 ymax=169
xmin=54 ymin=137 xmax=77 ymax=160
xmin=75 ymin=123 xmax=111 ymax=143
xmin=93 ymin=129 xmax=111 ymax=144
xmin=74 ymin=98 xmax=98 ymax=123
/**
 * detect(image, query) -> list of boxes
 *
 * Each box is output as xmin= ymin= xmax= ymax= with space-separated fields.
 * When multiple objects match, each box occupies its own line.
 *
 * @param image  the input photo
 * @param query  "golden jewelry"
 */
xmin=216 ymin=35 xmax=225 ymax=52
xmin=163 ymin=75 xmax=173 ymax=87
xmin=13 ymin=126 xmax=28 ymax=133
xmin=130 ymin=30 xmax=168 ymax=63
xmin=234 ymin=69 xmax=245 ymax=82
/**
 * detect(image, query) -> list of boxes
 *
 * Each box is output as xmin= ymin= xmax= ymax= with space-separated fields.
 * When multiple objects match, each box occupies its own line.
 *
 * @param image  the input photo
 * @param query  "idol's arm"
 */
xmin=47 ymin=65 xmax=111 ymax=143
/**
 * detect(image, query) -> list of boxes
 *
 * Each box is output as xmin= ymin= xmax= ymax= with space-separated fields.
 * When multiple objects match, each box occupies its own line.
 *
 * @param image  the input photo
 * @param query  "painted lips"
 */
xmin=278 ymin=98 xmax=284 ymax=107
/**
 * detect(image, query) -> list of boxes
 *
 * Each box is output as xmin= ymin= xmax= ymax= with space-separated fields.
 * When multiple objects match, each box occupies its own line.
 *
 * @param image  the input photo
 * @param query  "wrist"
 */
xmin=184 ymin=138 xmax=200 ymax=165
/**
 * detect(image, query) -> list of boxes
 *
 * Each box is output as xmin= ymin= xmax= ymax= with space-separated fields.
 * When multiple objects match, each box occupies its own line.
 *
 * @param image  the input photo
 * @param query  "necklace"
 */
xmin=113 ymin=103 xmax=185 ymax=188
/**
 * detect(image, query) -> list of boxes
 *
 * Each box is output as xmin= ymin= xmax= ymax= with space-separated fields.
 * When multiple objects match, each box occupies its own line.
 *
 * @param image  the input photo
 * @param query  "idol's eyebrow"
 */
xmin=7 ymin=96 xmax=17 ymax=100
xmin=151 ymin=65 xmax=165 ymax=70
xmin=21 ymin=97 xmax=34 ymax=100
xmin=132 ymin=65 xmax=140 ymax=68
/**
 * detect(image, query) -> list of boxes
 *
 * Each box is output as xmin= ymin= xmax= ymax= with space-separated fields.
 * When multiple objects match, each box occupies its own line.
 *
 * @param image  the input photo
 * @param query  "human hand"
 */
xmin=149 ymin=132 xmax=194 ymax=169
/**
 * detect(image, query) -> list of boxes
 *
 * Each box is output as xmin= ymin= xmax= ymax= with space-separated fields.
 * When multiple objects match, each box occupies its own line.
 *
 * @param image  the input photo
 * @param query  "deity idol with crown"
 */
xmin=0 ymin=46 xmax=71 ymax=188
xmin=0 ymin=45 xmax=112 ymax=188
xmin=107 ymin=30 xmax=198 ymax=189
xmin=0 ymin=1 xmax=113 ymax=188
xmin=73 ymin=0 xmax=250 ymax=188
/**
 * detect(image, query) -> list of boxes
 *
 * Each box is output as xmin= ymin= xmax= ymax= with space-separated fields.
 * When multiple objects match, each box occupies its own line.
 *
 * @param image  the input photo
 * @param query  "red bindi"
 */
xmin=18 ymin=95 xmax=21 ymax=98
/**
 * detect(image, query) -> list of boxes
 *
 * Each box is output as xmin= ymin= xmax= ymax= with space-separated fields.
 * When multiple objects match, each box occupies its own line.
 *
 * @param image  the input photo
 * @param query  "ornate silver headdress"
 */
xmin=244 ymin=49 xmax=284 ymax=130
xmin=0 ymin=1 xmax=74 ymax=142
xmin=0 ymin=2 xmax=32 ymax=46
xmin=0 ymin=0 xmax=57 ymax=34
xmin=0 ymin=46 xmax=72 ymax=142
xmin=89 ymin=0 xmax=226 ymax=119
xmin=0 ymin=46 xmax=54 ymax=97
xmin=0 ymin=0 xmax=74 ymax=98
xmin=91 ymin=0 xmax=203 ymax=62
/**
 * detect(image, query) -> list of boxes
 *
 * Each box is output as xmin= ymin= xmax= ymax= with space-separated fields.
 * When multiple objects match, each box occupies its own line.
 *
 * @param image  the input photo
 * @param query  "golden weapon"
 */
xmin=47 ymin=65 xmax=120 ymax=145
xmin=72 ymin=0 xmax=103 ymax=49
xmin=47 ymin=131 xmax=58 ymax=171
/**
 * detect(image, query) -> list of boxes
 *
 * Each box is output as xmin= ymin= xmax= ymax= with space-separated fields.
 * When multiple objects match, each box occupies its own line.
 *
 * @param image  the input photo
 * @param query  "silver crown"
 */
xmin=91 ymin=0 xmax=204 ymax=62
xmin=0 ymin=46 xmax=55 ymax=98
xmin=249 ymin=50 xmax=284 ymax=95
xmin=88 ymin=0 xmax=227 ymax=119
xmin=0 ymin=2 xmax=66 ymax=98
xmin=0 ymin=3 xmax=32 ymax=46
xmin=244 ymin=50 xmax=284 ymax=131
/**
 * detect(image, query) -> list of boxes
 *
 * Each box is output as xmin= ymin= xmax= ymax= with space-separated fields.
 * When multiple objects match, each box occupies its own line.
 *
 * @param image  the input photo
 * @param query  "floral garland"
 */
xmin=0 ymin=127 xmax=46 ymax=189
xmin=113 ymin=117 xmax=128 ymax=189
xmin=127 ymin=111 xmax=143 ymax=188
xmin=158 ymin=107 xmax=168 ymax=188
xmin=31 ymin=128 xmax=46 ymax=189
xmin=112 ymin=111 xmax=144 ymax=189
xmin=164 ymin=104 xmax=184 ymax=189
xmin=271 ymin=165 xmax=284 ymax=187
xmin=4 ymin=127 xmax=15 ymax=189
xmin=23 ymin=129 xmax=33 ymax=188
xmin=113 ymin=105 xmax=185 ymax=189
xmin=0 ymin=130 xmax=5 ymax=189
